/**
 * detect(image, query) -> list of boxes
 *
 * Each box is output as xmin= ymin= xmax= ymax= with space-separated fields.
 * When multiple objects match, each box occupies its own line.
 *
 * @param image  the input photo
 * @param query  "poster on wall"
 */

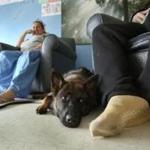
xmin=62 ymin=0 xmax=149 ymax=44
xmin=39 ymin=0 xmax=61 ymax=16
xmin=0 ymin=0 xmax=24 ymax=5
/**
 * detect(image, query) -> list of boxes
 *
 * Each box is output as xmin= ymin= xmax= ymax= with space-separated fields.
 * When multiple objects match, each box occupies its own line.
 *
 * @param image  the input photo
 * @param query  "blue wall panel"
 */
xmin=0 ymin=0 xmax=61 ymax=45
xmin=76 ymin=45 xmax=94 ymax=71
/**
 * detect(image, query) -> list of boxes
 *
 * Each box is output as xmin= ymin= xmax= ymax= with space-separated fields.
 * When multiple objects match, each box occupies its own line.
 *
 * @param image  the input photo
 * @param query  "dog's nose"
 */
xmin=63 ymin=114 xmax=81 ymax=127
xmin=66 ymin=114 xmax=73 ymax=123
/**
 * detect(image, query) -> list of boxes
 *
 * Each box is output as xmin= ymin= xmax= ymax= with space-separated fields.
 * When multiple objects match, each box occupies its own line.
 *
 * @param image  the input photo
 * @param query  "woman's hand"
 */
xmin=132 ymin=8 xmax=149 ymax=24
xmin=33 ymin=43 xmax=42 ymax=50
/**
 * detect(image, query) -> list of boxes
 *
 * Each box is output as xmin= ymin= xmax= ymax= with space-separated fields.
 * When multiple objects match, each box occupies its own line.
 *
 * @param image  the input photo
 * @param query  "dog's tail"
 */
xmin=125 ymin=108 xmax=150 ymax=127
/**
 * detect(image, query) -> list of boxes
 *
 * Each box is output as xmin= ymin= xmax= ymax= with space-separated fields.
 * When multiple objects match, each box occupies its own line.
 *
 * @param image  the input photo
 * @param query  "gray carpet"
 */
xmin=0 ymin=102 xmax=150 ymax=150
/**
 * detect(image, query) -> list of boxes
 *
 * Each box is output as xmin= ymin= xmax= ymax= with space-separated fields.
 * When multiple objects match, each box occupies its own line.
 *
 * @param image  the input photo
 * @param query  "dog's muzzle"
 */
xmin=61 ymin=113 xmax=81 ymax=128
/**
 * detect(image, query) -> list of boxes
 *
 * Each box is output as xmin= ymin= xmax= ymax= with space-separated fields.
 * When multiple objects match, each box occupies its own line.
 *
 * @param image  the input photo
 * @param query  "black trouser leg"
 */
xmin=92 ymin=23 xmax=147 ymax=107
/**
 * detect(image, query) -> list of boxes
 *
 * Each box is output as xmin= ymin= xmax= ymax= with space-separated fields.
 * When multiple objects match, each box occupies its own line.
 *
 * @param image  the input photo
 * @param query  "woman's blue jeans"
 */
xmin=0 ymin=50 xmax=40 ymax=98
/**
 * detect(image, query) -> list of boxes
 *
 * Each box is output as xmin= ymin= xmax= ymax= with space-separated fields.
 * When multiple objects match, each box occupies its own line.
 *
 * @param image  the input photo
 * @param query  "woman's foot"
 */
xmin=0 ymin=90 xmax=15 ymax=103
xmin=89 ymin=95 xmax=149 ymax=138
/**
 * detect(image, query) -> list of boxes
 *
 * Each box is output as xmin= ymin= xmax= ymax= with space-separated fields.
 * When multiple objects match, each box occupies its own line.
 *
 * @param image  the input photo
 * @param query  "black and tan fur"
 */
xmin=36 ymin=67 xmax=99 ymax=127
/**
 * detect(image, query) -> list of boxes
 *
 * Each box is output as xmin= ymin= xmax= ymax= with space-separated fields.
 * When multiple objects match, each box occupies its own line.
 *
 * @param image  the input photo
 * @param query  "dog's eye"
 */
xmin=62 ymin=95 xmax=71 ymax=103
xmin=79 ymin=98 xmax=84 ymax=103
xmin=61 ymin=97 xmax=66 ymax=103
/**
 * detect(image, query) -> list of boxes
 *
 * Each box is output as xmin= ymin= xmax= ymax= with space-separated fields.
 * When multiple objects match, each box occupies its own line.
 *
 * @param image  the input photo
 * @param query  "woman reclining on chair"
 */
xmin=0 ymin=20 xmax=48 ymax=104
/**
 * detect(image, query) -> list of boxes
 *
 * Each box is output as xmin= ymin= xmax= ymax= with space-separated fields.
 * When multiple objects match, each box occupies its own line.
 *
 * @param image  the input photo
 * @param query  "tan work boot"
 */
xmin=89 ymin=95 xmax=150 ymax=138
xmin=0 ymin=90 xmax=15 ymax=103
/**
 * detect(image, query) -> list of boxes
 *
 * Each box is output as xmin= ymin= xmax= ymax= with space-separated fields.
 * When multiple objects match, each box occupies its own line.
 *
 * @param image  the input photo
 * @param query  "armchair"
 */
xmin=0 ymin=34 xmax=76 ymax=95
xmin=86 ymin=13 xmax=149 ymax=78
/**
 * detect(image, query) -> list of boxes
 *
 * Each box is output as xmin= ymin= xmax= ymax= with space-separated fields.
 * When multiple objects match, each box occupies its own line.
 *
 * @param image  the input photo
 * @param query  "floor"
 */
xmin=0 ymin=101 xmax=150 ymax=150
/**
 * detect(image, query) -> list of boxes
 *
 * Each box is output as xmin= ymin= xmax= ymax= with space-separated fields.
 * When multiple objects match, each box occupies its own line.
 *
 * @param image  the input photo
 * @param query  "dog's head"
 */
xmin=47 ymin=71 xmax=99 ymax=128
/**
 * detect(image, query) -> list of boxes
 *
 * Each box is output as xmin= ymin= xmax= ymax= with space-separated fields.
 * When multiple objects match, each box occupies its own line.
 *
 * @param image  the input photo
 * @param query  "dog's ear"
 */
xmin=51 ymin=71 xmax=65 ymax=95
xmin=83 ymin=74 xmax=99 ymax=94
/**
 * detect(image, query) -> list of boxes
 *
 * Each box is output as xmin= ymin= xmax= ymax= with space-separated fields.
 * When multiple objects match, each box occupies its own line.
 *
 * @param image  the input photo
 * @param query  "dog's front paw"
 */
xmin=36 ymin=105 xmax=47 ymax=114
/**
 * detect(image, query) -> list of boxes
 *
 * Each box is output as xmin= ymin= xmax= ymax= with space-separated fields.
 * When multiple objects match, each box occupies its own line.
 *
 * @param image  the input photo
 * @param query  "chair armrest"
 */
xmin=86 ymin=13 xmax=124 ymax=39
xmin=33 ymin=34 xmax=76 ymax=93
xmin=0 ymin=42 xmax=20 ymax=51
xmin=56 ymin=38 xmax=76 ymax=59
xmin=129 ymin=32 xmax=150 ymax=52
xmin=41 ymin=34 xmax=76 ymax=61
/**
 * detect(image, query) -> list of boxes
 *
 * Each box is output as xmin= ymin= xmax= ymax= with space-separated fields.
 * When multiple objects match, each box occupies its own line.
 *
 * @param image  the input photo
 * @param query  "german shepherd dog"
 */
xmin=36 ymin=67 xmax=99 ymax=127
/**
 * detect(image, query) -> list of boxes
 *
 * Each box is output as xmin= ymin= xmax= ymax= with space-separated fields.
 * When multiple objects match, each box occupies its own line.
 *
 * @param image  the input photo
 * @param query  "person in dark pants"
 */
xmin=89 ymin=7 xmax=150 ymax=138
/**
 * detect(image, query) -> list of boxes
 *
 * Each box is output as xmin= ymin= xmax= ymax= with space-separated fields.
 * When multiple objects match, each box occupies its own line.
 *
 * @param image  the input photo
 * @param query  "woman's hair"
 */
xmin=33 ymin=20 xmax=46 ymax=33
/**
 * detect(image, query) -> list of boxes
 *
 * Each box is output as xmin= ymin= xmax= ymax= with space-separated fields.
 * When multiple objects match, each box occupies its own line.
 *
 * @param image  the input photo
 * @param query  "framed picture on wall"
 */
xmin=62 ymin=0 xmax=149 ymax=44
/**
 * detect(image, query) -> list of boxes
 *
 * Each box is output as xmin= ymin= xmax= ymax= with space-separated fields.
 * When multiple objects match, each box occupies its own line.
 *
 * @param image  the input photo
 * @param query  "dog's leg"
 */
xmin=36 ymin=95 xmax=53 ymax=114
xmin=89 ymin=95 xmax=150 ymax=138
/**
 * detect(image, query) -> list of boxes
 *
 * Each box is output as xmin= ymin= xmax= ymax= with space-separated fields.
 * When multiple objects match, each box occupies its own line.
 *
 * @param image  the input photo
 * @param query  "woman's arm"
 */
xmin=16 ymin=29 xmax=33 ymax=48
